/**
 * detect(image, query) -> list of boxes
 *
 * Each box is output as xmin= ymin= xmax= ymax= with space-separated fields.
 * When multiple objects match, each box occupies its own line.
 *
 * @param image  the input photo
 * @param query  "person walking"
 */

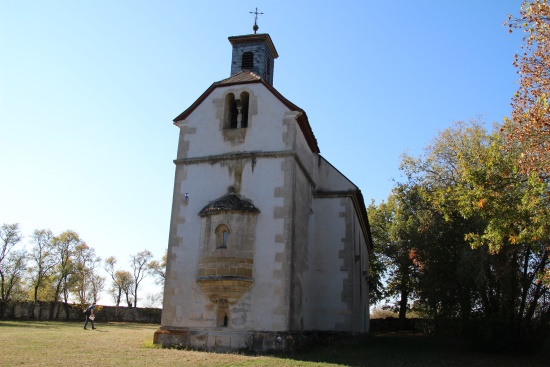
xmin=83 ymin=302 xmax=96 ymax=330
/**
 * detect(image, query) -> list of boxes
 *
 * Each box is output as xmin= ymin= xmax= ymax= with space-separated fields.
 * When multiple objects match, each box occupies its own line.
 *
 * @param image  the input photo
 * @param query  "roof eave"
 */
xmin=228 ymin=33 xmax=279 ymax=59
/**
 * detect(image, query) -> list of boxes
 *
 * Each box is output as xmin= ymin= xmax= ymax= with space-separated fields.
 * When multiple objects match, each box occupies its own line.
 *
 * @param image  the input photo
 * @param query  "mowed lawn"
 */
xmin=0 ymin=320 xmax=548 ymax=367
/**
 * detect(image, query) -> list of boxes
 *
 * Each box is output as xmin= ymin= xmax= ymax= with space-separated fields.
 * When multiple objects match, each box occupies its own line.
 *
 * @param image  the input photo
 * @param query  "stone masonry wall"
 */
xmin=0 ymin=301 xmax=161 ymax=323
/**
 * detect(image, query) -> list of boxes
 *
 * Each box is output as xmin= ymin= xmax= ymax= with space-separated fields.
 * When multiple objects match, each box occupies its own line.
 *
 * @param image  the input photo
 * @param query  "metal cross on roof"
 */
xmin=249 ymin=7 xmax=263 ymax=34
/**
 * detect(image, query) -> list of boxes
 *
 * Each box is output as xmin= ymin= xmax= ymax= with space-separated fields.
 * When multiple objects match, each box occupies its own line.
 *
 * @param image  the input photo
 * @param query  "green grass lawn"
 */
xmin=0 ymin=320 xmax=548 ymax=367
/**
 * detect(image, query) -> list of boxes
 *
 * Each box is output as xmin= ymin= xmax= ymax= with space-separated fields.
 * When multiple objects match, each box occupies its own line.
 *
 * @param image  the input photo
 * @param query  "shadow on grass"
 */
xmin=283 ymin=333 xmax=455 ymax=367
xmin=268 ymin=332 xmax=550 ymax=367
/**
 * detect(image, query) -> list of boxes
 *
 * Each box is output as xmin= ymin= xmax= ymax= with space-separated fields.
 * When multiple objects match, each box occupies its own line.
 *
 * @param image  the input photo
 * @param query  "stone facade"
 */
xmin=155 ymin=32 xmax=372 ymax=353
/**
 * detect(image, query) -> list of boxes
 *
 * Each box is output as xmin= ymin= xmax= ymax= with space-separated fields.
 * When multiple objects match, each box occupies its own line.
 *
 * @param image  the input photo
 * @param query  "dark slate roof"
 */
xmin=199 ymin=192 xmax=260 ymax=217
xmin=228 ymin=33 xmax=279 ymax=59
xmin=172 ymin=71 xmax=320 ymax=154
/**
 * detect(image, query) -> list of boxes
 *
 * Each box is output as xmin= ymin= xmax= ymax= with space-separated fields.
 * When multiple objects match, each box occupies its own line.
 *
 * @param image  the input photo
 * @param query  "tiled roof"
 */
xmin=217 ymin=71 xmax=262 ymax=85
xmin=199 ymin=192 xmax=260 ymax=217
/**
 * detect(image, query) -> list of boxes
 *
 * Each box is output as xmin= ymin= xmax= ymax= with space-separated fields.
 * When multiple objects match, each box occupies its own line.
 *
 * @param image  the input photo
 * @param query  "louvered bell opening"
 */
xmin=241 ymin=52 xmax=254 ymax=70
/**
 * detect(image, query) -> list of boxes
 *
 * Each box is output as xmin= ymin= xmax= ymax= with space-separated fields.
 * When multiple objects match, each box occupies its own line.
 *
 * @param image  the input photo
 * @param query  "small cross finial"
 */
xmin=249 ymin=7 xmax=263 ymax=34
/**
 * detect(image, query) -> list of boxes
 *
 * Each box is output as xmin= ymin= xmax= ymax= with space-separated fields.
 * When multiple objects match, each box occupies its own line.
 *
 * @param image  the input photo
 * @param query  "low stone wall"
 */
xmin=0 ymin=301 xmax=161 ymax=324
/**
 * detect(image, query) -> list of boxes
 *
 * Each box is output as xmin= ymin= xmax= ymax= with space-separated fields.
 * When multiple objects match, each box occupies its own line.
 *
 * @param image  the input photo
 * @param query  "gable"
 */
xmin=173 ymin=71 xmax=320 ymax=154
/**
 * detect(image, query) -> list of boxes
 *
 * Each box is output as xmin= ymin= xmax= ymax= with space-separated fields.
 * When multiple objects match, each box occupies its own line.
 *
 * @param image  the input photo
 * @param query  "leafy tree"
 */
xmin=505 ymin=0 xmax=550 ymax=177
xmin=365 ymin=206 xmax=385 ymax=305
xmin=28 ymin=229 xmax=55 ymax=304
xmin=406 ymin=191 xmax=482 ymax=323
xmin=448 ymin=125 xmax=550 ymax=342
xmin=0 ymin=223 xmax=23 ymax=302
xmin=367 ymin=192 xmax=419 ymax=323
xmin=31 ymin=276 xmax=56 ymax=305
xmin=129 ymin=250 xmax=153 ymax=307
xmin=402 ymin=118 xmax=550 ymax=347
xmin=71 ymin=243 xmax=104 ymax=305
xmin=118 ymin=270 xmax=134 ymax=308
xmin=1 ymin=249 xmax=27 ymax=302
xmin=399 ymin=122 xmax=491 ymax=325
xmin=50 ymin=230 xmax=81 ymax=319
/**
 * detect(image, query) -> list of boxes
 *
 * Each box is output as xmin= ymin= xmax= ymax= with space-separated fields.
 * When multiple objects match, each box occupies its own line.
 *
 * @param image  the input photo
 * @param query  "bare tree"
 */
xmin=105 ymin=257 xmax=133 ymax=307
xmin=89 ymin=265 xmax=105 ymax=303
xmin=142 ymin=292 xmax=163 ymax=308
xmin=129 ymin=250 xmax=153 ymax=307
xmin=104 ymin=256 xmax=119 ymax=305
xmin=148 ymin=250 xmax=167 ymax=286
xmin=0 ymin=223 xmax=23 ymax=301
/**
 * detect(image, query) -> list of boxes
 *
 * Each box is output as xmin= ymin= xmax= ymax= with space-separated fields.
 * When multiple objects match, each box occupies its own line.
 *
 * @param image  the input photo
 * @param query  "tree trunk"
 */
xmin=116 ymin=288 xmax=121 ymax=307
xmin=398 ymin=289 xmax=409 ymax=328
xmin=0 ymin=271 xmax=6 ymax=301
xmin=32 ymin=286 xmax=40 ymax=319
xmin=63 ymin=302 xmax=70 ymax=320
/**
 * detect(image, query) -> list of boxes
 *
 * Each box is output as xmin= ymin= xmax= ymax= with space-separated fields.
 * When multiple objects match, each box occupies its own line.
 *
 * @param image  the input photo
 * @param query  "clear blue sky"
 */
xmin=0 ymin=1 xmax=524 ymax=305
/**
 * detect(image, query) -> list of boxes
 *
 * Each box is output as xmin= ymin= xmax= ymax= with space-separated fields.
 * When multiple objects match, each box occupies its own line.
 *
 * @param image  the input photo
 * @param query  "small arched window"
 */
xmin=223 ymin=92 xmax=250 ymax=129
xmin=217 ymin=311 xmax=229 ymax=327
xmin=241 ymin=52 xmax=254 ymax=70
xmin=215 ymin=224 xmax=229 ymax=249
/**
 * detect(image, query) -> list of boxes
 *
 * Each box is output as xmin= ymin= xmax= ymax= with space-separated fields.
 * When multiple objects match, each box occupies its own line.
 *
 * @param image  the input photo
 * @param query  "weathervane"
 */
xmin=249 ymin=7 xmax=263 ymax=34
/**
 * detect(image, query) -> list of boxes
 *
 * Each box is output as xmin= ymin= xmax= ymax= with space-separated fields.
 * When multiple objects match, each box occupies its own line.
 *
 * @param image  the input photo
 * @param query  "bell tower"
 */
xmin=228 ymin=33 xmax=278 ymax=85
xmin=228 ymin=7 xmax=278 ymax=85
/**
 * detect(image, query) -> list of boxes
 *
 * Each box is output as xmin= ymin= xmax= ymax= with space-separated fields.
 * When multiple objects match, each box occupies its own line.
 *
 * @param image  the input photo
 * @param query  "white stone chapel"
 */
xmin=154 ymin=28 xmax=372 ymax=352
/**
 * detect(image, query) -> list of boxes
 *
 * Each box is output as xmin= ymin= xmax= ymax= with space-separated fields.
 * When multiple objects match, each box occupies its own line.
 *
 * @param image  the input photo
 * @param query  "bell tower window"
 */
xmin=266 ymin=59 xmax=272 ymax=78
xmin=241 ymin=52 xmax=254 ymax=70
xmin=224 ymin=93 xmax=238 ymax=129
xmin=240 ymin=92 xmax=249 ymax=128
xmin=223 ymin=92 xmax=249 ymax=129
